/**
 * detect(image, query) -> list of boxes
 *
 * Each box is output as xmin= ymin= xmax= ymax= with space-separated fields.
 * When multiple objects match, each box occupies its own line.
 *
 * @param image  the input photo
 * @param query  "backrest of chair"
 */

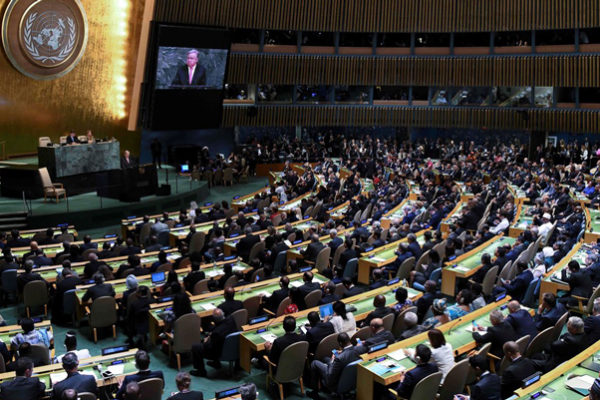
xmin=409 ymin=371 xmax=443 ymax=400
xmin=586 ymin=284 xmax=600 ymax=315
xmin=248 ymin=240 xmax=265 ymax=261
xmin=188 ymin=232 xmax=206 ymax=254
xmin=314 ymin=332 xmax=339 ymax=361
xmin=23 ymin=280 xmax=48 ymax=306
xmin=481 ymin=265 xmax=499 ymax=296
xmin=382 ymin=313 xmax=395 ymax=332
xmin=271 ymin=214 xmax=282 ymax=227
xmin=276 ymin=297 xmax=292 ymax=317
xmin=350 ymin=326 xmax=372 ymax=342
xmin=1 ymin=270 xmax=17 ymax=291
xmin=465 ymin=343 xmax=491 ymax=385
xmin=415 ymin=250 xmax=431 ymax=273
xmin=315 ymin=247 xmax=331 ymax=273
xmin=332 ymin=244 xmax=345 ymax=267
xmin=0 ymin=350 xmax=6 ymax=373
xmin=438 ymin=359 xmax=470 ymax=400
xmin=334 ymin=283 xmax=345 ymax=297
xmin=242 ymin=296 xmax=261 ymax=319
xmin=273 ymin=250 xmax=288 ymax=274
xmin=156 ymin=263 xmax=173 ymax=273
xmin=396 ymin=257 xmax=416 ymax=280
xmin=525 ymin=326 xmax=554 ymax=357
xmin=274 ymin=341 xmax=309 ymax=383
xmin=223 ymin=275 xmax=239 ymax=288
xmin=38 ymin=167 xmax=52 ymax=187
xmin=521 ymin=278 xmax=540 ymax=308
xmin=157 ymin=231 xmax=170 ymax=246
xmin=336 ymin=359 xmax=361 ymax=394
xmin=304 ymin=290 xmax=323 ymax=309
xmin=193 ymin=279 xmax=209 ymax=295
xmin=432 ymin=241 xmax=446 ymax=261
xmin=552 ymin=312 xmax=569 ymax=341
xmin=220 ymin=332 xmax=241 ymax=361
xmin=139 ymin=223 xmax=152 ymax=245
xmin=138 ymin=378 xmax=163 ymax=400
xmin=516 ymin=334 xmax=530 ymax=355
xmin=30 ymin=343 xmax=51 ymax=366
xmin=173 ymin=314 xmax=202 ymax=353
xmin=343 ymin=258 xmax=358 ymax=279
xmin=250 ymin=268 xmax=265 ymax=283
xmin=498 ymin=260 xmax=513 ymax=281
xmin=90 ymin=296 xmax=117 ymax=328
xmin=81 ymin=248 xmax=98 ymax=259
xmin=78 ymin=392 xmax=97 ymax=400
xmin=231 ymin=308 xmax=248 ymax=331
xmin=392 ymin=306 xmax=417 ymax=338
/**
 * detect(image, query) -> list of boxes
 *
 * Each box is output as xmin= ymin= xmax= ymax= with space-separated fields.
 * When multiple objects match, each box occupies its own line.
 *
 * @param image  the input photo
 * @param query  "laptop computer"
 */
xmin=319 ymin=303 xmax=334 ymax=318
xmin=151 ymin=271 xmax=166 ymax=285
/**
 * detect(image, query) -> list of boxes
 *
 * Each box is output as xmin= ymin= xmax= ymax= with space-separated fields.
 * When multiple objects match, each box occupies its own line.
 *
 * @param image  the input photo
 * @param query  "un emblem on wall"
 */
xmin=2 ymin=0 xmax=88 ymax=80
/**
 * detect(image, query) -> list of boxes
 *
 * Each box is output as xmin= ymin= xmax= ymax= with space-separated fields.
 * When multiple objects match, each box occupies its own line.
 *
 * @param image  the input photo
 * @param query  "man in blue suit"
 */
xmin=535 ymin=293 xmax=567 ymax=332
xmin=52 ymin=352 xmax=97 ymax=399
xmin=499 ymin=261 xmax=533 ymax=302
xmin=454 ymin=354 xmax=501 ymax=400
xmin=505 ymin=300 xmax=537 ymax=340
xmin=393 ymin=344 xmax=438 ymax=399
xmin=115 ymin=350 xmax=164 ymax=399
xmin=327 ymin=229 xmax=343 ymax=254
xmin=0 ymin=357 xmax=45 ymax=400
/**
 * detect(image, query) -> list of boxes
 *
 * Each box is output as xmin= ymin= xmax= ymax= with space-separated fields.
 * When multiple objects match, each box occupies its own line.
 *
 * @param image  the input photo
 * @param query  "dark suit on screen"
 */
xmin=171 ymin=64 xmax=206 ymax=87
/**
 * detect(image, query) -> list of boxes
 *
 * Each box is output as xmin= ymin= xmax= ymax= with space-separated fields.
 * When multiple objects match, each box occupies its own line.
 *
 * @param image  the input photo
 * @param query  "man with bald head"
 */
xmin=302 ymin=234 xmax=325 ymax=263
xmin=505 ymin=300 xmax=537 ymax=340
xmin=22 ymin=241 xmax=39 ymax=261
xmin=361 ymin=294 xmax=393 ymax=327
xmin=473 ymin=310 xmax=518 ymax=357
xmin=500 ymin=341 xmax=537 ymax=398
xmin=190 ymin=308 xmax=237 ymax=377
xmin=357 ymin=318 xmax=395 ymax=352
xmin=217 ymin=286 xmax=243 ymax=317
xmin=298 ymin=271 xmax=321 ymax=306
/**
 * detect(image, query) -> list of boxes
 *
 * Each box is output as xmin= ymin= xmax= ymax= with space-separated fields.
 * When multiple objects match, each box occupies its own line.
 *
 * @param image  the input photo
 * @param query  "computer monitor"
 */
xmin=319 ymin=303 xmax=334 ymax=318
xmin=151 ymin=271 xmax=166 ymax=284
xmin=180 ymin=164 xmax=189 ymax=173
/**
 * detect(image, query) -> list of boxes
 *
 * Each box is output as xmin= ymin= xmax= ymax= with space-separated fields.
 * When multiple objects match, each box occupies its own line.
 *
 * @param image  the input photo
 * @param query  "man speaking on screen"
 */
xmin=171 ymin=49 xmax=206 ymax=87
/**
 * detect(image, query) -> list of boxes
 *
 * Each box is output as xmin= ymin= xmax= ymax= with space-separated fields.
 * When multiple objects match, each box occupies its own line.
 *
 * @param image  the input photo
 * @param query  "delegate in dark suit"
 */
xmin=115 ymin=370 xmax=164 ymax=399
xmin=236 ymin=234 xmax=260 ymax=262
xmin=302 ymin=241 xmax=325 ymax=263
xmin=171 ymin=64 xmax=206 ymax=86
xmin=473 ymin=320 xmax=518 ymax=357
xmin=0 ymin=376 xmax=45 ymax=400
xmin=52 ymin=372 xmax=98 ymax=399
xmin=535 ymin=303 xmax=567 ymax=332
xmin=268 ymin=331 xmax=306 ymax=367
xmin=395 ymin=363 xmax=439 ymax=399
xmin=311 ymin=345 xmax=361 ymax=392
xmin=306 ymin=321 xmax=335 ymax=355
xmin=505 ymin=308 xmax=537 ymax=340
xmin=585 ymin=314 xmax=600 ymax=343
xmin=191 ymin=313 xmax=237 ymax=375
xmin=81 ymin=282 xmax=115 ymax=302
xmin=500 ymin=357 xmax=537 ymax=398
xmin=167 ymin=391 xmax=204 ymax=400
xmin=470 ymin=372 xmax=502 ymax=400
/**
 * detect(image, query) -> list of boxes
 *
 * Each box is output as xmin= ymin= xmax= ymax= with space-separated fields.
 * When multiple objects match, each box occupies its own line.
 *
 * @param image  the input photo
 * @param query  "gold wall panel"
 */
xmin=155 ymin=0 xmax=600 ymax=33
xmin=0 ymin=0 xmax=145 ymax=155
xmin=222 ymin=105 xmax=600 ymax=133
xmin=227 ymin=53 xmax=600 ymax=88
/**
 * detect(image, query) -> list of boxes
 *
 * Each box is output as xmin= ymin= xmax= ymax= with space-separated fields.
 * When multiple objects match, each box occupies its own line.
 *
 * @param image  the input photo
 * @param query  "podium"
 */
xmin=96 ymin=164 xmax=158 ymax=202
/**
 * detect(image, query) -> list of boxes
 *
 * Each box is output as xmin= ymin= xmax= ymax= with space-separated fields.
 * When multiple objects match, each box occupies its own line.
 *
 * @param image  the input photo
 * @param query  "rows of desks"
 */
xmin=10 ymin=236 xmax=118 ymax=260
xmin=148 ymin=271 xmax=328 ymax=343
xmin=356 ymin=229 xmax=429 ymax=285
xmin=441 ymin=235 xmax=516 ymax=296
xmin=4 ymin=225 xmax=77 ymax=240
xmin=356 ymin=295 xmax=516 ymax=400
xmin=238 ymin=282 xmax=422 ymax=372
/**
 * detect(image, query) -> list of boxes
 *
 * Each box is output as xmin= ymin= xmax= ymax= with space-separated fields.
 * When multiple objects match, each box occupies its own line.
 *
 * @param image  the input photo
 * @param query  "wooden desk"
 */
xmin=441 ymin=235 xmax=516 ymax=296
xmin=356 ymin=297 xmax=514 ymax=400
xmin=4 ymin=226 xmax=77 ymax=240
xmin=356 ymin=229 xmax=429 ymax=285
xmin=11 ymin=237 xmax=121 ymax=260
xmin=584 ymin=207 xmax=600 ymax=244
xmin=238 ymin=284 xmax=422 ymax=372
xmin=147 ymin=271 xmax=328 ymax=344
